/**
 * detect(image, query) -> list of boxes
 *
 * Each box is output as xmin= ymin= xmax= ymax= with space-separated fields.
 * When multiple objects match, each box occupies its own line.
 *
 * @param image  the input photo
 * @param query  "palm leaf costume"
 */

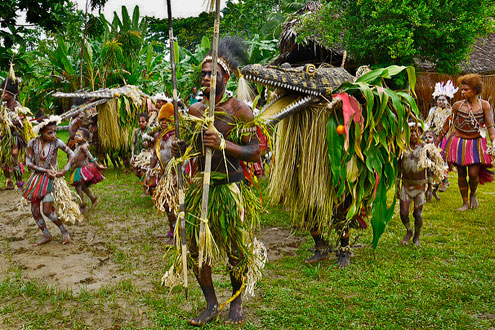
xmin=162 ymin=38 xmax=267 ymax=297
xmin=242 ymin=64 xmax=420 ymax=249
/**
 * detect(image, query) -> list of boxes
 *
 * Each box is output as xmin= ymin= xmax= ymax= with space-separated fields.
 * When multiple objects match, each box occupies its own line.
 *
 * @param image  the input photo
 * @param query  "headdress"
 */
xmin=142 ymin=133 xmax=154 ymax=142
xmin=153 ymin=93 xmax=172 ymax=103
xmin=0 ymin=78 xmax=19 ymax=96
xmin=33 ymin=115 xmax=62 ymax=135
xmin=201 ymin=37 xmax=254 ymax=102
xmin=158 ymin=103 xmax=175 ymax=122
xmin=432 ymin=80 xmax=458 ymax=99
xmin=1 ymin=62 xmax=19 ymax=96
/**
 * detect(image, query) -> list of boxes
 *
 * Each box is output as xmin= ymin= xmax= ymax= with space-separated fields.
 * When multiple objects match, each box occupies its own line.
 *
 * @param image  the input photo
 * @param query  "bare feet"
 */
xmin=337 ymin=249 xmax=351 ymax=268
xmin=62 ymin=231 xmax=71 ymax=245
xmin=34 ymin=234 xmax=52 ymax=246
xmin=188 ymin=305 xmax=219 ymax=326
xmin=6 ymin=180 xmax=14 ymax=190
xmin=413 ymin=237 xmax=421 ymax=247
xmin=470 ymin=194 xmax=479 ymax=209
xmin=91 ymin=197 xmax=99 ymax=210
xmin=225 ymin=299 xmax=244 ymax=324
xmin=456 ymin=203 xmax=469 ymax=211
xmin=401 ymin=230 xmax=413 ymax=245
xmin=433 ymin=191 xmax=440 ymax=201
xmin=304 ymin=248 xmax=329 ymax=264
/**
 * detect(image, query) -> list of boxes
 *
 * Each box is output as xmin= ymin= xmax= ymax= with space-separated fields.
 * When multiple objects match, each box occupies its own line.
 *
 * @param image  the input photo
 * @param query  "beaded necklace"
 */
xmin=464 ymin=99 xmax=487 ymax=137
xmin=33 ymin=138 xmax=57 ymax=169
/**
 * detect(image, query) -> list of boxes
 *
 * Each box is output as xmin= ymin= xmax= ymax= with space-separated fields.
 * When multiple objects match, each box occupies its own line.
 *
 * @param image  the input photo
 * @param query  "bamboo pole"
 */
xmin=198 ymin=0 xmax=221 ymax=271
xmin=166 ymin=0 xmax=188 ymax=300
xmin=79 ymin=0 xmax=89 ymax=89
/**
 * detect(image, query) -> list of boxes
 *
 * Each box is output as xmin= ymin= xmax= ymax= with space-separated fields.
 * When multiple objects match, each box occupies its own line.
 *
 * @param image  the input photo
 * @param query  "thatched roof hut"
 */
xmin=274 ymin=2 xmax=495 ymax=116
xmin=273 ymin=2 xmax=349 ymax=68
xmin=415 ymin=33 xmax=495 ymax=116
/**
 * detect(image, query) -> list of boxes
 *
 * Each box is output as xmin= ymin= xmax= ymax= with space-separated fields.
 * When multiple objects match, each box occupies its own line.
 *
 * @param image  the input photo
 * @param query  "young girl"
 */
xmin=133 ymin=134 xmax=157 ymax=196
xmin=150 ymin=103 xmax=176 ymax=245
xmin=24 ymin=117 xmax=74 ymax=245
xmin=69 ymin=128 xmax=106 ymax=213
xmin=131 ymin=113 xmax=151 ymax=163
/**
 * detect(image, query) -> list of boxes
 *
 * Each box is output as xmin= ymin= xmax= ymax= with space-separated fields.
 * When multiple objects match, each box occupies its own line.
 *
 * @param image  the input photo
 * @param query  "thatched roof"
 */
xmin=274 ymin=1 xmax=347 ymax=67
xmin=276 ymin=2 xmax=495 ymax=75
xmin=461 ymin=33 xmax=495 ymax=74
xmin=415 ymin=34 xmax=495 ymax=74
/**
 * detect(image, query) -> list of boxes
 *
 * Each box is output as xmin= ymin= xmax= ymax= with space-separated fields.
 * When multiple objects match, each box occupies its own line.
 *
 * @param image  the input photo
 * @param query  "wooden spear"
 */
xmin=197 ymin=0 xmax=221 ymax=271
xmin=166 ymin=0 xmax=188 ymax=299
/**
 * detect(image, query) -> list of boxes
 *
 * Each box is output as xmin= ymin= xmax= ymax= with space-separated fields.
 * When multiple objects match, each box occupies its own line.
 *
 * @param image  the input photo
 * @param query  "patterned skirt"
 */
xmin=70 ymin=163 xmax=105 ymax=186
xmin=444 ymin=135 xmax=492 ymax=166
xmin=23 ymin=172 xmax=53 ymax=202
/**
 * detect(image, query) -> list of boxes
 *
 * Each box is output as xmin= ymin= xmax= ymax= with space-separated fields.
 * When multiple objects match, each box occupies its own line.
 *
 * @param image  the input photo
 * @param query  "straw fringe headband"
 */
xmin=201 ymin=56 xmax=231 ymax=76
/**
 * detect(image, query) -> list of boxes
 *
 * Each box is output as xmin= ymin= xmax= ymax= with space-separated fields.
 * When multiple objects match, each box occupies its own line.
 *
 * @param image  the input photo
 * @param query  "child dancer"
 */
xmin=24 ymin=117 xmax=74 ymax=245
xmin=69 ymin=128 xmax=106 ymax=213
xmin=397 ymin=123 xmax=444 ymax=246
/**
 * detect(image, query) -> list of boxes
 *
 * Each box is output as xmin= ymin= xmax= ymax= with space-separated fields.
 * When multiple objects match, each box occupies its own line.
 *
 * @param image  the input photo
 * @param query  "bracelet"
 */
xmin=90 ymin=157 xmax=97 ymax=163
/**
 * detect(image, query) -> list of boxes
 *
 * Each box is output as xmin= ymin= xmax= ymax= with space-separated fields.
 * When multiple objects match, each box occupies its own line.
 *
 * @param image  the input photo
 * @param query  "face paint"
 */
xmin=423 ymin=132 xmax=435 ymax=144
xmin=41 ymin=126 xmax=57 ymax=142
xmin=436 ymin=96 xmax=448 ymax=108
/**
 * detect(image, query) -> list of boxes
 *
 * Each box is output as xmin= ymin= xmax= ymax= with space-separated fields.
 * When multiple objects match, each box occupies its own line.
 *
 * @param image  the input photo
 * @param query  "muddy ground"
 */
xmin=0 ymin=189 xmax=305 ymax=328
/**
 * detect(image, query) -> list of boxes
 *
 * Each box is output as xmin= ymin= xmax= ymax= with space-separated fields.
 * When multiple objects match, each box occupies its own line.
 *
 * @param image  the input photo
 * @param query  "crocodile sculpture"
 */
xmin=242 ymin=62 xmax=419 ymax=266
xmin=242 ymin=63 xmax=353 ymax=124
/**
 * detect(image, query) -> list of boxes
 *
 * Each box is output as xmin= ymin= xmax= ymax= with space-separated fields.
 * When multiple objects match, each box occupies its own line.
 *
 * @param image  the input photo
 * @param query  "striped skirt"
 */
xmin=444 ymin=135 xmax=492 ymax=166
xmin=70 ymin=163 xmax=105 ymax=186
xmin=23 ymin=172 xmax=54 ymax=202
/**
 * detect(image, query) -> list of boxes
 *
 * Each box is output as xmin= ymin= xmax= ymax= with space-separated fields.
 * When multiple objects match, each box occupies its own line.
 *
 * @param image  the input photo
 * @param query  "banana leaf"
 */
xmin=327 ymin=65 xmax=418 ymax=248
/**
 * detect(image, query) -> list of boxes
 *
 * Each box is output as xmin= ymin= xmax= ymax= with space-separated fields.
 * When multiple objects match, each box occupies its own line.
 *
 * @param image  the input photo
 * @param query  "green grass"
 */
xmin=1 ymin=139 xmax=494 ymax=329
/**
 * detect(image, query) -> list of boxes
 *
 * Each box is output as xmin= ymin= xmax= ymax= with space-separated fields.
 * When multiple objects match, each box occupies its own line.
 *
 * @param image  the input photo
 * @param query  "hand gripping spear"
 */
xmin=197 ymin=0 xmax=221 ymax=272
xmin=166 ymin=0 xmax=188 ymax=299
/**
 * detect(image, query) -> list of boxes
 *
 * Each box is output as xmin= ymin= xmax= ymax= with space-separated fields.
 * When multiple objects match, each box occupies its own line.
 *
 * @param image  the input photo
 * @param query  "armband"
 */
xmin=90 ymin=157 xmax=97 ymax=163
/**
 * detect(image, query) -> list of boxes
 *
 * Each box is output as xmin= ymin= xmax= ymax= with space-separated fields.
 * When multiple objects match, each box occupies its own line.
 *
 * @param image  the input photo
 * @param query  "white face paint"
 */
xmin=436 ymin=95 xmax=449 ymax=108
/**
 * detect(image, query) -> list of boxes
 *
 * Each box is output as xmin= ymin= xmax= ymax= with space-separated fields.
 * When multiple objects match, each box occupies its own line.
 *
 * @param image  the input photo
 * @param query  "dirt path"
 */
xmin=0 ymin=190 xmax=124 ymax=293
xmin=0 ymin=188 xmax=307 ymax=329
xmin=0 ymin=190 xmax=305 ymax=292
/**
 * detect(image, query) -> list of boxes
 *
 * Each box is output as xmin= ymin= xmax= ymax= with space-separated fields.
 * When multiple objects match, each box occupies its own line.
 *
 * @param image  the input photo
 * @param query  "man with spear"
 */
xmin=168 ymin=38 xmax=265 ymax=326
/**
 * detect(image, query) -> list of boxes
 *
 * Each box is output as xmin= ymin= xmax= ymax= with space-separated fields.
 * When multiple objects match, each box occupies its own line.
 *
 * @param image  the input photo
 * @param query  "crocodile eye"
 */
xmin=305 ymin=64 xmax=316 ymax=76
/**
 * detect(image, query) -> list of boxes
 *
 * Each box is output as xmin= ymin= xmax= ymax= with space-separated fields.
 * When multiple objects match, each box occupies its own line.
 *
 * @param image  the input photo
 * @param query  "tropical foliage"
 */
xmin=297 ymin=0 xmax=495 ymax=72
xmin=330 ymin=66 xmax=419 ymax=247
xmin=0 ymin=0 xmax=77 ymax=67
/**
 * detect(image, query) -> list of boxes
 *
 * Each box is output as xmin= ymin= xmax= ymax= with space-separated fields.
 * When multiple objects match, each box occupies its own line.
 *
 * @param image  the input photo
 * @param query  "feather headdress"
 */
xmin=432 ymin=80 xmax=458 ymax=99
xmin=33 ymin=115 xmax=62 ymax=135
xmin=201 ymin=37 xmax=254 ymax=103
xmin=152 ymin=93 xmax=172 ymax=103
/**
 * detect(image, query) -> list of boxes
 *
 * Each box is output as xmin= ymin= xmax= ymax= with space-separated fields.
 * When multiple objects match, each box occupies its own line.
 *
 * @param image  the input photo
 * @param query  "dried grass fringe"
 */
xmin=53 ymin=177 xmax=83 ymax=225
xmin=97 ymin=99 xmax=129 ymax=151
xmin=418 ymin=144 xmax=447 ymax=183
xmin=268 ymin=104 xmax=337 ymax=232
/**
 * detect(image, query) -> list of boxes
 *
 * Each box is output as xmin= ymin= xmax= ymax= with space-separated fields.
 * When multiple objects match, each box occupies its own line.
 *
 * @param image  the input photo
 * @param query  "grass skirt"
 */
xmin=444 ymin=135 xmax=493 ymax=184
xmin=445 ymin=135 xmax=492 ymax=166
xmin=70 ymin=163 xmax=105 ymax=186
xmin=23 ymin=172 xmax=53 ymax=202
xmin=162 ymin=172 xmax=266 ymax=296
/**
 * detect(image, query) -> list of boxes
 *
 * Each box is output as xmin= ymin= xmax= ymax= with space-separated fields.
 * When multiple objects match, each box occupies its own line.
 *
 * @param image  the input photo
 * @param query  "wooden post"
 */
xmin=166 ymin=0 xmax=188 ymax=299
xmin=198 ymin=0 xmax=221 ymax=271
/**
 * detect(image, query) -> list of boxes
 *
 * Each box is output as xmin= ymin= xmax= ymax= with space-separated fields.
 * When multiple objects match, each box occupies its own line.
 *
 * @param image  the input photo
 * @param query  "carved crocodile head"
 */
xmin=241 ymin=63 xmax=354 ymax=124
